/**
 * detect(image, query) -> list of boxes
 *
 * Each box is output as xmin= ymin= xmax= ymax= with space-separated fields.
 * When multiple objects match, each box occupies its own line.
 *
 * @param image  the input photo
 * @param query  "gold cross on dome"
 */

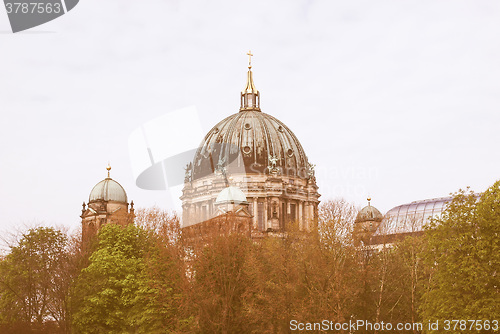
xmin=247 ymin=50 xmax=253 ymax=68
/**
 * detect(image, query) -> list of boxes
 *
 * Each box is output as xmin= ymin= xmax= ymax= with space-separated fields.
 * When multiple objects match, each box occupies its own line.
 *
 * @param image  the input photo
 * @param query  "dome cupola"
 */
xmin=88 ymin=165 xmax=128 ymax=203
xmin=215 ymin=186 xmax=248 ymax=205
xmin=355 ymin=197 xmax=383 ymax=223
xmin=191 ymin=111 xmax=311 ymax=180
xmin=353 ymin=197 xmax=383 ymax=245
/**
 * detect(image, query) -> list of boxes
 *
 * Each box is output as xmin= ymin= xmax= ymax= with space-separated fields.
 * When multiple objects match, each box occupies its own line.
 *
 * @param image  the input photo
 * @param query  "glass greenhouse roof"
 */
xmin=374 ymin=196 xmax=453 ymax=236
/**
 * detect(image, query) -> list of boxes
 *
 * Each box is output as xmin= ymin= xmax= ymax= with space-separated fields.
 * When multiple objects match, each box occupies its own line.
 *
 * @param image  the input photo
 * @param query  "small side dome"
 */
xmin=355 ymin=198 xmax=383 ymax=223
xmin=89 ymin=179 xmax=128 ymax=203
xmin=88 ymin=165 xmax=128 ymax=203
xmin=215 ymin=186 xmax=248 ymax=205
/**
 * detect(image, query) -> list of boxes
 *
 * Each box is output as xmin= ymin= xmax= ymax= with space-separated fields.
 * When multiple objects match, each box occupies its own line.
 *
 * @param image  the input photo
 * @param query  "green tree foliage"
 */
xmin=421 ymin=183 xmax=500 ymax=332
xmin=0 ymin=227 xmax=71 ymax=333
xmin=2 ymin=185 xmax=497 ymax=334
xmin=134 ymin=207 xmax=193 ymax=332
xmin=70 ymin=224 xmax=147 ymax=333
xmin=70 ymin=223 xmax=187 ymax=334
xmin=70 ymin=222 xmax=189 ymax=334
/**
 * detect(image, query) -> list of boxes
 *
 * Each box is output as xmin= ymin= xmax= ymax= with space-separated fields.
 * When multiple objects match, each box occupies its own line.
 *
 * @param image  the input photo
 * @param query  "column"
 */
xmin=309 ymin=204 xmax=314 ymax=231
xmin=264 ymin=197 xmax=269 ymax=229
xmin=304 ymin=202 xmax=309 ymax=230
xmin=298 ymin=202 xmax=303 ymax=230
xmin=253 ymin=197 xmax=258 ymax=229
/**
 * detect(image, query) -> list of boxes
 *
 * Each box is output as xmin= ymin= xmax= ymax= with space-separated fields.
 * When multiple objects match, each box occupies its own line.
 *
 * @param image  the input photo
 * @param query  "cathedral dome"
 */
xmin=215 ymin=186 xmax=248 ymax=205
xmin=191 ymin=110 xmax=310 ymax=180
xmin=355 ymin=199 xmax=383 ymax=223
xmin=189 ymin=57 xmax=312 ymax=181
xmin=182 ymin=55 xmax=320 ymax=231
xmin=89 ymin=167 xmax=128 ymax=203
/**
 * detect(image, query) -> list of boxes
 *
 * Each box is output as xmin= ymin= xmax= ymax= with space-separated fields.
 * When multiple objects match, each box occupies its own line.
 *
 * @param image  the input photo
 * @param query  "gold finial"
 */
xmin=243 ymin=51 xmax=257 ymax=94
xmin=247 ymin=50 xmax=253 ymax=69
xmin=106 ymin=164 xmax=111 ymax=178
xmin=240 ymin=51 xmax=260 ymax=111
xmin=367 ymin=197 xmax=371 ymax=206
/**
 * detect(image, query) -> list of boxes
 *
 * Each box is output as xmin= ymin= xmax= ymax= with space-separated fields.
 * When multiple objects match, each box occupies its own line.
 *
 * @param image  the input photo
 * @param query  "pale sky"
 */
xmin=1 ymin=0 xmax=500 ymax=235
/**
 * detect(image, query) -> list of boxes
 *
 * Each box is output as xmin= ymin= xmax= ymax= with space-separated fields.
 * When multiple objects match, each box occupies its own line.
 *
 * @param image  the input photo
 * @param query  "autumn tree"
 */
xmin=190 ymin=233 xmax=254 ymax=333
xmin=291 ymin=199 xmax=360 ymax=325
xmin=318 ymin=198 xmax=358 ymax=245
xmin=239 ymin=199 xmax=361 ymax=332
xmin=134 ymin=206 xmax=181 ymax=246
xmin=363 ymin=236 xmax=426 ymax=333
xmin=244 ymin=226 xmax=302 ymax=333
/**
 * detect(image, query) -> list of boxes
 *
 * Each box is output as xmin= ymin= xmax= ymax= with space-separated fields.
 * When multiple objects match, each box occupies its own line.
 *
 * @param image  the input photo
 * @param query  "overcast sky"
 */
xmin=1 ymin=0 xmax=499 ymax=235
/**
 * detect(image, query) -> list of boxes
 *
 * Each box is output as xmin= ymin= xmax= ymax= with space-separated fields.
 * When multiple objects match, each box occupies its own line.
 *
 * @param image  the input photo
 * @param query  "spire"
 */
xmin=367 ymin=197 xmax=371 ymax=207
xmin=247 ymin=50 xmax=253 ymax=68
xmin=106 ymin=164 xmax=111 ymax=178
xmin=243 ymin=69 xmax=258 ymax=95
xmin=240 ymin=50 xmax=260 ymax=111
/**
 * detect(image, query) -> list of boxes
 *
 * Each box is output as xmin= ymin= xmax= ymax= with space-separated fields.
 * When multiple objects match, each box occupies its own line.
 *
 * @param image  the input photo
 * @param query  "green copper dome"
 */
xmin=355 ymin=202 xmax=383 ymax=224
xmin=89 ymin=177 xmax=128 ymax=203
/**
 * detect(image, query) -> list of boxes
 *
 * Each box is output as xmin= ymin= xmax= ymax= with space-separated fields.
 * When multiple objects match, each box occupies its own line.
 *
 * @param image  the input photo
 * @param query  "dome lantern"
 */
xmin=240 ymin=50 xmax=260 ymax=111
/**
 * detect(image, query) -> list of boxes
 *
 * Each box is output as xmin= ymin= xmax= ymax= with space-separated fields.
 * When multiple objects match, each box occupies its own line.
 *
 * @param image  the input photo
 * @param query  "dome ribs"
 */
xmin=191 ymin=110 xmax=312 ymax=180
xmin=89 ymin=178 xmax=128 ymax=203
xmin=259 ymin=113 xmax=274 ymax=172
